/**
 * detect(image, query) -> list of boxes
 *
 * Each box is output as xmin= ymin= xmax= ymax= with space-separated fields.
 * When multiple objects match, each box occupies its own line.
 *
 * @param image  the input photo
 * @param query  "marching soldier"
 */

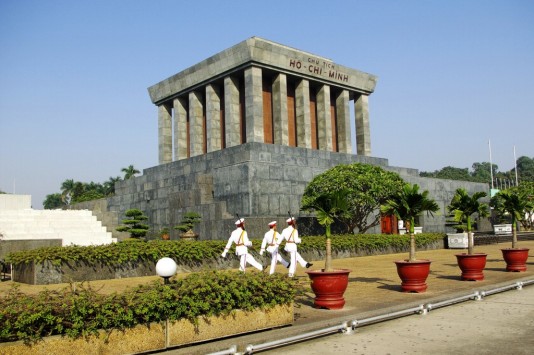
xmin=260 ymin=221 xmax=290 ymax=274
xmin=221 ymin=218 xmax=264 ymax=272
xmin=281 ymin=217 xmax=313 ymax=277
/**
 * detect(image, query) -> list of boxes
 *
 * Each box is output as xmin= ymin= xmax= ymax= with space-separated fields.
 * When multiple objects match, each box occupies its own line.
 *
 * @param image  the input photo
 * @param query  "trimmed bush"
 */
xmin=0 ymin=270 xmax=299 ymax=343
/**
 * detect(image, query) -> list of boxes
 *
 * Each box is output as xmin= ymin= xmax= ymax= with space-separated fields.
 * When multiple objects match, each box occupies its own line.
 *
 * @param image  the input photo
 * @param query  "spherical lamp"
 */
xmin=156 ymin=257 xmax=177 ymax=284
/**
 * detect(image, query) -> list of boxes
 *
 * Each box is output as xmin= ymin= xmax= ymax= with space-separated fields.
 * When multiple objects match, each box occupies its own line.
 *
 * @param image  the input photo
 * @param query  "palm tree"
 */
xmin=121 ymin=165 xmax=140 ymax=180
xmin=302 ymin=190 xmax=349 ymax=272
xmin=491 ymin=190 xmax=526 ymax=249
xmin=60 ymin=179 xmax=75 ymax=204
xmin=447 ymin=188 xmax=489 ymax=255
xmin=103 ymin=176 xmax=122 ymax=196
xmin=381 ymin=183 xmax=439 ymax=262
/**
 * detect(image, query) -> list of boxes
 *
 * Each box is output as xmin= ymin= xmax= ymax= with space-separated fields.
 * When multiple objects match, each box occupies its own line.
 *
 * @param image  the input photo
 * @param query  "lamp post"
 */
xmin=156 ymin=257 xmax=177 ymax=284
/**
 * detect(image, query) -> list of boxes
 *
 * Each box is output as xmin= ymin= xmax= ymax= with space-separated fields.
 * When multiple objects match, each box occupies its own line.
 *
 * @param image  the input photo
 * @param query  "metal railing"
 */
xmin=208 ymin=279 xmax=533 ymax=354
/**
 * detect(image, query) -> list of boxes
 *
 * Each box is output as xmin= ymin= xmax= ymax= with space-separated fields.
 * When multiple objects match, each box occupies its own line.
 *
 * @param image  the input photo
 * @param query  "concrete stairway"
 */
xmin=0 ymin=209 xmax=115 ymax=246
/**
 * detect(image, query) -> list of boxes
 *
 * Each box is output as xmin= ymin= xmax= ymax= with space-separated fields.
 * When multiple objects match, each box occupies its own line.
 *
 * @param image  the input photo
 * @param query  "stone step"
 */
xmin=0 ymin=209 xmax=114 ymax=246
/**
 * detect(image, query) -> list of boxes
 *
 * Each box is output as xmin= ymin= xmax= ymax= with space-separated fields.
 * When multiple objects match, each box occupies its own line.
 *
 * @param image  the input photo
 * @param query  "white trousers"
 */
xmin=287 ymin=251 xmax=308 ymax=277
xmin=239 ymin=253 xmax=263 ymax=272
xmin=268 ymin=248 xmax=289 ymax=274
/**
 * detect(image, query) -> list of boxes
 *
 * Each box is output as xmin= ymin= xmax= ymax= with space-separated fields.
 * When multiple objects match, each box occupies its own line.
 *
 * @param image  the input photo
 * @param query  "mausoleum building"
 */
xmin=100 ymin=37 xmax=488 ymax=240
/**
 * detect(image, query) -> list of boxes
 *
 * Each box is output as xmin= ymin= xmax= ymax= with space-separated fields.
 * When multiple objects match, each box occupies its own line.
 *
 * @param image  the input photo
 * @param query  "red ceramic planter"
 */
xmin=394 ymin=259 xmax=431 ymax=293
xmin=501 ymin=248 xmax=530 ymax=272
xmin=455 ymin=253 xmax=487 ymax=281
xmin=306 ymin=269 xmax=352 ymax=310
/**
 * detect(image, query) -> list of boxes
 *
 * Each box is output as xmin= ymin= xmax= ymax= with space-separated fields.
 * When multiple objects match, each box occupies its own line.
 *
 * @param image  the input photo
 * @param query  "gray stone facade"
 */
xmin=75 ymin=37 xmax=490 ymax=240
xmin=105 ymin=142 xmax=489 ymax=240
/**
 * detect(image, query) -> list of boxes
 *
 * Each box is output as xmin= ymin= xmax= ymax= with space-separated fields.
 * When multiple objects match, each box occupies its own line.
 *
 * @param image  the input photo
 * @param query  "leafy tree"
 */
xmin=509 ymin=182 xmax=534 ymax=231
xmin=381 ymin=183 xmax=439 ymax=261
xmin=420 ymin=166 xmax=472 ymax=181
xmin=43 ymin=193 xmax=64 ymax=209
xmin=491 ymin=190 xmax=526 ymax=249
xmin=471 ymin=162 xmax=497 ymax=183
xmin=447 ymin=188 xmax=489 ymax=255
xmin=60 ymin=179 xmax=75 ymax=204
xmin=122 ymin=165 xmax=140 ymax=180
xmin=103 ymin=176 xmax=121 ymax=196
xmin=74 ymin=190 xmax=106 ymax=203
xmin=116 ymin=209 xmax=149 ymax=238
xmin=301 ymin=190 xmax=349 ymax=271
xmin=301 ymin=163 xmax=405 ymax=234
xmin=516 ymin=156 xmax=534 ymax=182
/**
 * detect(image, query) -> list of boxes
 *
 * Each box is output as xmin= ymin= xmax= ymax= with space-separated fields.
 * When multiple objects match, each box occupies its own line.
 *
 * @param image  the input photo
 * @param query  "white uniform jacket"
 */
xmin=281 ymin=225 xmax=301 ymax=252
xmin=224 ymin=227 xmax=252 ymax=256
xmin=261 ymin=229 xmax=283 ymax=254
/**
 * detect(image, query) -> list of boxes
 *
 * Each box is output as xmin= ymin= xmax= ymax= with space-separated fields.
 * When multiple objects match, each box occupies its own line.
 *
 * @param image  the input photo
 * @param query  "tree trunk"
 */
xmin=467 ymin=216 xmax=474 ymax=255
xmin=512 ymin=218 xmax=518 ymax=249
xmin=468 ymin=232 xmax=474 ymax=255
xmin=409 ymin=233 xmax=416 ymax=262
xmin=325 ymin=225 xmax=333 ymax=272
xmin=325 ymin=238 xmax=333 ymax=272
xmin=409 ymin=217 xmax=416 ymax=261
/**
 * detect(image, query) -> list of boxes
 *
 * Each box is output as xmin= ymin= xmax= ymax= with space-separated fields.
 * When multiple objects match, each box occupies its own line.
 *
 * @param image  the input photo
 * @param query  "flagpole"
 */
xmin=489 ymin=140 xmax=494 ymax=189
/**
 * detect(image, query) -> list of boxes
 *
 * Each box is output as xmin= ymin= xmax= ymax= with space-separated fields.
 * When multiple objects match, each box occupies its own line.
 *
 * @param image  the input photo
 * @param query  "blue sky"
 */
xmin=1 ymin=0 xmax=533 ymax=209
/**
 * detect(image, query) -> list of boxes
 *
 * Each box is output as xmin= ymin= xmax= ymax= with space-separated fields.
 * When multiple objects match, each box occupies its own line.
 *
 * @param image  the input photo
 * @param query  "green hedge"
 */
xmin=5 ymin=233 xmax=446 ymax=266
xmin=0 ymin=270 xmax=299 ymax=343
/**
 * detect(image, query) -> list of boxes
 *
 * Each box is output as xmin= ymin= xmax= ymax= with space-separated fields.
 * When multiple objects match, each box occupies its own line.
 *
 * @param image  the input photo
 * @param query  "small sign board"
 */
xmin=494 ymin=224 xmax=512 ymax=235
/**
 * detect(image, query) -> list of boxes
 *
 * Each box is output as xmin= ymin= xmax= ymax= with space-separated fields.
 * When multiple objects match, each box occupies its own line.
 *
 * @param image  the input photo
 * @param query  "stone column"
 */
xmin=272 ymin=73 xmax=289 ymax=146
xmin=336 ymin=90 xmax=352 ymax=153
xmin=316 ymin=84 xmax=332 ymax=151
xmin=189 ymin=91 xmax=204 ymax=157
xmin=355 ymin=93 xmax=371 ymax=156
xmin=295 ymin=79 xmax=311 ymax=149
xmin=244 ymin=66 xmax=264 ymax=143
xmin=173 ymin=97 xmax=188 ymax=160
xmin=158 ymin=103 xmax=172 ymax=164
xmin=206 ymin=83 xmax=221 ymax=153
xmin=224 ymin=76 xmax=241 ymax=147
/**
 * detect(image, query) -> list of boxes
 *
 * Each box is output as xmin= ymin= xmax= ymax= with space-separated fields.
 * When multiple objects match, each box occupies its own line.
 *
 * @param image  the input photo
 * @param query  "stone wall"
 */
xmin=69 ymin=143 xmax=489 ymax=241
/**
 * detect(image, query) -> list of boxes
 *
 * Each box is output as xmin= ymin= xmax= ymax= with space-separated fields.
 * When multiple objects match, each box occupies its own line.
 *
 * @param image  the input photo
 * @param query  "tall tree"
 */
xmin=471 ymin=162 xmax=497 ymax=183
xmin=301 ymin=163 xmax=405 ymax=233
xmin=420 ymin=166 xmax=472 ymax=181
xmin=516 ymin=156 xmax=534 ymax=182
xmin=103 ymin=176 xmax=121 ymax=196
xmin=121 ymin=165 xmax=140 ymax=180
xmin=60 ymin=179 xmax=75 ymax=204
xmin=43 ymin=193 xmax=64 ymax=209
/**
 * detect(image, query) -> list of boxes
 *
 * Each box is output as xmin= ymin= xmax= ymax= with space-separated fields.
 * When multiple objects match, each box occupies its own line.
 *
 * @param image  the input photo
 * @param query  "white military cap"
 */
xmin=268 ymin=221 xmax=277 ymax=227
xmin=286 ymin=217 xmax=295 ymax=223
xmin=235 ymin=218 xmax=245 ymax=225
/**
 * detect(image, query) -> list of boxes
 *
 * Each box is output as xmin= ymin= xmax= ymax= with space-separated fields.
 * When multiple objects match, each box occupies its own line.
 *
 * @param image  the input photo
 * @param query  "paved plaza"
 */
xmin=163 ymin=240 xmax=534 ymax=354
xmin=1 ymin=240 xmax=533 ymax=354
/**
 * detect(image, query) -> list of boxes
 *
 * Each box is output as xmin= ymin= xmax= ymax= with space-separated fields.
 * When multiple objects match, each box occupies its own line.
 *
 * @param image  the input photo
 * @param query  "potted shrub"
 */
xmin=174 ymin=212 xmax=202 ymax=240
xmin=447 ymin=188 xmax=490 ymax=280
xmin=159 ymin=227 xmax=170 ymax=240
xmin=491 ymin=190 xmax=529 ymax=271
xmin=301 ymin=190 xmax=352 ymax=310
xmin=381 ymin=183 xmax=439 ymax=293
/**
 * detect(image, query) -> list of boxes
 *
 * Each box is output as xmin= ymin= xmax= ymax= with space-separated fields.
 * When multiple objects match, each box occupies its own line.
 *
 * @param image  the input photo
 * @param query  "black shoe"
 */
xmin=305 ymin=263 xmax=313 ymax=268
xmin=286 ymin=262 xmax=291 ymax=269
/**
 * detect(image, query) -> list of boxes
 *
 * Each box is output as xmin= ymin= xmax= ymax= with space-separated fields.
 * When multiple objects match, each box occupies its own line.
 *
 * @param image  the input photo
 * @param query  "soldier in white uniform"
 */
xmin=281 ymin=217 xmax=313 ymax=277
xmin=221 ymin=218 xmax=264 ymax=272
xmin=260 ymin=221 xmax=289 ymax=274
